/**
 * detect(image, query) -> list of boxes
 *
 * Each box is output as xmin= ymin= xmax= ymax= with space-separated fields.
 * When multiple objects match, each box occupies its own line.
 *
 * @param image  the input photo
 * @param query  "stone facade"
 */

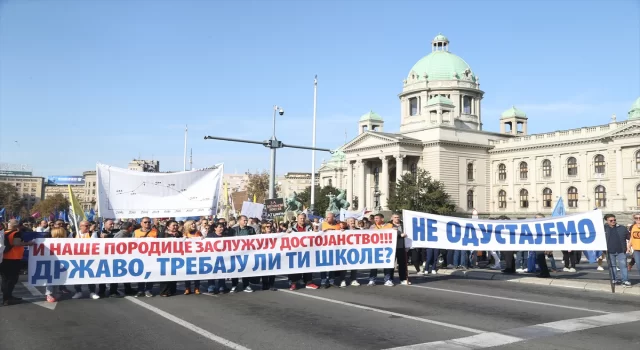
xmin=317 ymin=34 xmax=640 ymax=223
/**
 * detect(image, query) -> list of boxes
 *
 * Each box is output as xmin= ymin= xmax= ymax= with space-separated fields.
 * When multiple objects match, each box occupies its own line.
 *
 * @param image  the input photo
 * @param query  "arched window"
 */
xmin=594 ymin=154 xmax=605 ymax=174
xmin=637 ymin=184 xmax=640 ymax=207
xmin=519 ymin=162 xmax=528 ymax=180
xmin=498 ymin=163 xmax=506 ymax=181
xmin=595 ymin=185 xmax=606 ymax=208
xmin=498 ymin=190 xmax=507 ymax=209
xmin=542 ymin=159 xmax=552 ymax=178
xmin=328 ymin=178 xmax=333 ymax=187
xmin=373 ymin=167 xmax=380 ymax=186
xmin=567 ymin=187 xmax=578 ymax=208
xmin=567 ymin=157 xmax=577 ymax=176
xmin=520 ymin=189 xmax=529 ymax=208
xmin=463 ymin=96 xmax=472 ymax=114
xmin=635 ymin=151 xmax=640 ymax=171
xmin=542 ymin=188 xmax=553 ymax=208
xmin=467 ymin=163 xmax=474 ymax=181
xmin=467 ymin=190 xmax=474 ymax=210
xmin=409 ymin=97 xmax=418 ymax=116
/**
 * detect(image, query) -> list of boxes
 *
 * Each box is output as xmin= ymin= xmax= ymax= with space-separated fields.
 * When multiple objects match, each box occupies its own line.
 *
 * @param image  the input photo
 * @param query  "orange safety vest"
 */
xmin=4 ymin=230 xmax=25 ymax=260
xmin=134 ymin=228 xmax=158 ymax=238
xmin=372 ymin=223 xmax=393 ymax=230
xmin=321 ymin=221 xmax=341 ymax=231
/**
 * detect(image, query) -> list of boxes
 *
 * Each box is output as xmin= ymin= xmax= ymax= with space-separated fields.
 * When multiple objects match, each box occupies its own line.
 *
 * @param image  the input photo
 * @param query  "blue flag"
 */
xmin=0 ymin=208 xmax=5 ymax=220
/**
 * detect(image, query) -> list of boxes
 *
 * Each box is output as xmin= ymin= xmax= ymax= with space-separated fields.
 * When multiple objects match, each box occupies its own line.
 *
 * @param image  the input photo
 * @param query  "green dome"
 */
xmin=426 ymin=95 xmax=454 ymax=107
xmin=629 ymin=97 xmax=640 ymax=120
xmin=501 ymin=106 xmax=527 ymax=119
xmin=433 ymin=33 xmax=449 ymax=42
xmin=359 ymin=110 xmax=383 ymax=122
xmin=408 ymin=51 xmax=475 ymax=81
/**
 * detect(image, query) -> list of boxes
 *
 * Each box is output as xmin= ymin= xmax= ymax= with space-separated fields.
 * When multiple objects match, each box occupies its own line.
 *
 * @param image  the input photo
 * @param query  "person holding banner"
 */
xmin=320 ymin=212 xmax=341 ymax=288
xmin=110 ymin=222 xmax=136 ymax=296
xmin=260 ymin=223 xmax=277 ymax=291
xmin=206 ymin=222 xmax=228 ymax=294
xmin=229 ymin=215 xmax=256 ymax=293
xmin=183 ymin=220 xmax=204 ymax=295
xmin=158 ymin=220 xmax=182 ymax=297
xmin=287 ymin=213 xmax=319 ymax=291
xmin=370 ymin=214 xmax=394 ymax=287
xmin=336 ymin=217 xmax=361 ymax=287
xmin=390 ymin=213 xmax=409 ymax=285
xmin=72 ymin=220 xmax=101 ymax=300
xmin=134 ymin=217 xmax=158 ymax=297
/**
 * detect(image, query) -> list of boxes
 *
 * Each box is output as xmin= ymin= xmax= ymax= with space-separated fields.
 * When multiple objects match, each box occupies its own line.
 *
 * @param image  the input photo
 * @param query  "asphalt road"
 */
xmin=2 ymin=271 xmax=640 ymax=350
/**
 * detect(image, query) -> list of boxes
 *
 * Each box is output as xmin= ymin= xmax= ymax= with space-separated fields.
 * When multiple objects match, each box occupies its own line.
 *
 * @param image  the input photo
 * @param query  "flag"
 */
xmin=0 ymin=208 xmax=5 ymax=221
xmin=253 ymin=194 xmax=257 ymax=203
xmin=551 ymin=197 xmax=566 ymax=217
xmin=31 ymin=212 xmax=41 ymax=218
xmin=68 ymin=185 xmax=86 ymax=236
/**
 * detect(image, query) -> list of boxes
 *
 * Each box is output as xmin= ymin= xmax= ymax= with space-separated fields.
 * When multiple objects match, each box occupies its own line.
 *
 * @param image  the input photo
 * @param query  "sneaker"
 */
xmin=515 ymin=268 xmax=524 ymax=273
xmin=491 ymin=264 xmax=501 ymax=270
xmin=305 ymin=283 xmax=319 ymax=289
xmin=145 ymin=291 xmax=153 ymax=298
xmin=46 ymin=295 xmax=57 ymax=303
xmin=367 ymin=280 xmax=375 ymax=286
xmin=219 ymin=287 xmax=226 ymax=293
xmin=184 ymin=289 xmax=191 ymax=295
xmin=351 ymin=280 xmax=360 ymax=286
xmin=230 ymin=286 xmax=237 ymax=293
xmin=622 ymin=281 xmax=632 ymax=287
xmin=194 ymin=288 xmax=200 ymax=295
xmin=72 ymin=292 xmax=83 ymax=299
xmin=384 ymin=280 xmax=394 ymax=287
xmin=89 ymin=293 xmax=100 ymax=300
xmin=617 ymin=267 xmax=621 ymax=271
xmin=597 ymin=266 xmax=604 ymax=271
xmin=135 ymin=291 xmax=145 ymax=298
xmin=243 ymin=286 xmax=253 ymax=293
xmin=289 ymin=284 xmax=297 ymax=291
xmin=431 ymin=270 xmax=438 ymax=275
xmin=340 ymin=281 xmax=347 ymax=288
xmin=400 ymin=280 xmax=409 ymax=285
xmin=562 ymin=267 xmax=570 ymax=272
xmin=569 ymin=268 xmax=576 ymax=273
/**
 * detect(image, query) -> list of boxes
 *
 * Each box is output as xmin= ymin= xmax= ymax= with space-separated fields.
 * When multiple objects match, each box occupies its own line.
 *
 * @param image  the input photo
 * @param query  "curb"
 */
xmin=411 ymin=268 xmax=637 ymax=296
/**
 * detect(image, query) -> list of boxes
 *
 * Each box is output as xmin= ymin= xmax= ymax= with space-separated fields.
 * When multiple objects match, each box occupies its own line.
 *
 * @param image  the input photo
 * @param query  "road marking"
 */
xmin=406 ymin=284 xmax=610 ymax=314
xmin=280 ymin=290 xmax=484 ymax=334
xmin=21 ymin=282 xmax=57 ymax=310
xmin=384 ymin=310 xmax=640 ymax=349
xmin=125 ymin=296 xmax=251 ymax=350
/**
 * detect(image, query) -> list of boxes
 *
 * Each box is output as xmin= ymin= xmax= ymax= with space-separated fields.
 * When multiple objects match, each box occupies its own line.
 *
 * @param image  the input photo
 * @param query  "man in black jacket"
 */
xmin=229 ymin=215 xmax=256 ymax=293
xmin=604 ymin=214 xmax=631 ymax=287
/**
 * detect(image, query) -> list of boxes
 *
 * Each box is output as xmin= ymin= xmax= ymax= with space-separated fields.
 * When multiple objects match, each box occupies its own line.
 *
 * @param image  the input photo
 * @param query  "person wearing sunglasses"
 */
xmin=604 ymin=214 xmax=631 ymax=287
xmin=626 ymin=214 xmax=640 ymax=279
xmin=134 ymin=217 xmax=158 ymax=297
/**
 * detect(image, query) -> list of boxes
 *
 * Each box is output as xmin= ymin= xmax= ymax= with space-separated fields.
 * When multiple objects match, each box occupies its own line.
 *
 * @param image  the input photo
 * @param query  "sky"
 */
xmin=0 ymin=0 xmax=639 ymax=177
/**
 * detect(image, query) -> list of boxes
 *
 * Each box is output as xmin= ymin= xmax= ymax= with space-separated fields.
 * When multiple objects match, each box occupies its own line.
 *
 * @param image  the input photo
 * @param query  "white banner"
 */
xmin=340 ymin=208 xmax=366 ymax=221
xmin=96 ymin=163 xmax=223 ymax=219
xmin=241 ymin=201 xmax=264 ymax=219
xmin=28 ymin=230 xmax=397 ymax=286
xmin=403 ymin=209 xmax=607 ymax=251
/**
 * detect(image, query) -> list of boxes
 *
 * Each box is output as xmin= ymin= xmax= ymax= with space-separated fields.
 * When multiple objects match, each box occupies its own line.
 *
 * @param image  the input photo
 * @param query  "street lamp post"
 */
xmin=269 ymin=105 xmax=283 ymax=199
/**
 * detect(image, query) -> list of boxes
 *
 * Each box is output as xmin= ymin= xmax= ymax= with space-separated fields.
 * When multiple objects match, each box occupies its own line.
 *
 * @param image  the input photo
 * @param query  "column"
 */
xmin=477 ymin=98 xmax=482 ymax=130
xmin=437 ymin=109 xmax=443 ymax=124
xmin=396 ymin=154 xmax=405 ymax=183
xmin=357 ymin=160 xmax=366 ymax=210
xmin=380 ymin=156 xmax=389 ymax=209
xmin=616 ymin=147 xmax=623 ymax=197
xmin=579 ymin=151 xmax=589 ymax=208
xmin=347 ymin=161 xmax=354 ymax=204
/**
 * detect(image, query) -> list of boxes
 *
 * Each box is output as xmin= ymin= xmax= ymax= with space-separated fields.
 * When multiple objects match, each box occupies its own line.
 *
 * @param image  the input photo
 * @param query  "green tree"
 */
xmin=387 ymin=169 xmax=455 ymax=215
xmin=246 ymin=171 xmax=280 ymax=203
xmin=297 ymin=185 xmax=342 ymax=215
xmin=0 ymin=183 xmax=26 ymax=217
xmin=31 ymin=194 xmax=70 ymax=218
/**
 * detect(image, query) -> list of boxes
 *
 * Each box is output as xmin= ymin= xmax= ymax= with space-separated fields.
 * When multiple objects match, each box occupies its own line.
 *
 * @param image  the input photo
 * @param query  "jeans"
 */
xmin=425 ymin=248 xmax=440 ymax=272
xmin=207 ymin=279 xmax=225 ymax=292
xmin=516 ymin=251 xmax=528 ymax=269
xmin=468 ymin=251 xmax=477 ymax=267
xmin=453 ymin=250 xmax=468 ymax=267
xmin=634 ymin=251 xmax=640 ymax=277
xmin=609 ymin=252 xmax=629 ymax=282
xmin=447 ymin=250 xmax=455 ymax=266
xmin=320 ymin=271 xmax=335 ymax=284
xmin=137 ymin=282 xmax=153 ymax=293
xmin=547 ymin=253 xmax=557 ymax=270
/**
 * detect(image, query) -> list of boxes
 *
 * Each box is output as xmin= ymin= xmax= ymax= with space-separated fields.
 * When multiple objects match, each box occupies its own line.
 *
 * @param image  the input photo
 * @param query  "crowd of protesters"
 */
xmin=1 ymin=211 xmax=639 ymax=306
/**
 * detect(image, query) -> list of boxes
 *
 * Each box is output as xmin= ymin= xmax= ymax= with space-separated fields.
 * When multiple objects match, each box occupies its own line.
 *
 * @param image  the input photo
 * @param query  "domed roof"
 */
xmin=433 ymin=33 xmax=449 ymax=42
xmin=501 ymin=106 xmax=527 ymax=119
xmin=426 ymin=95 xmax=455 ymax=107
xmin=629 ymin=97 xmax=640 ymax=120
xmin=359 ymin=110 xmax=383 ymax=122
xmin=408 ymin=35 xmax=475 ymax=81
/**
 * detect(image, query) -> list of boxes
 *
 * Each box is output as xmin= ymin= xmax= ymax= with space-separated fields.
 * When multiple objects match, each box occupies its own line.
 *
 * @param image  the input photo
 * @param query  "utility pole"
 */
xmin=310 ymin=76 xmax=318 ymax=212
xmin=183 ymin=125 xmax=188 ymax=171
xmin=189 ymin=148 xmax=193 ymax=170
